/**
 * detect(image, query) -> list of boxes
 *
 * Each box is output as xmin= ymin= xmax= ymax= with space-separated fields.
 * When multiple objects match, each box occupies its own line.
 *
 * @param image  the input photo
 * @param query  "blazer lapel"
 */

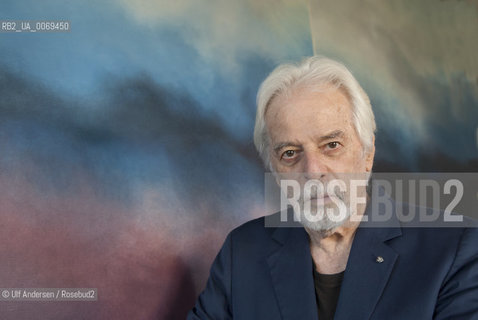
xmin=334 ymin=205 xmax=402 ymax=320
xmin=267 ymin=226 xmax=318 ymax=320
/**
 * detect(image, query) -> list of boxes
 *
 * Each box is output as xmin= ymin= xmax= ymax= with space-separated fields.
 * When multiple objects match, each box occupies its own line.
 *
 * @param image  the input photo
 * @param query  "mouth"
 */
xmin=308 ymin=195 xmax=331 ymax=203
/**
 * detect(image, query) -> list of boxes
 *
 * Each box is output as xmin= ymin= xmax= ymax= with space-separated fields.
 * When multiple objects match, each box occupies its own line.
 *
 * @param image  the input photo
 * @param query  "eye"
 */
xmin=325 ymin=141 xmax=341 ymax=150
xmin=327 ymin=141 xmax=339 ymax=149
xmin=282 ymin=150 xmax=296 ymax=159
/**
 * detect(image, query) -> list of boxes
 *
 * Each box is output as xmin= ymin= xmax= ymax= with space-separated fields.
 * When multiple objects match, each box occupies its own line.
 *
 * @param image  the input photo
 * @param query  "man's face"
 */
xmin=265 ymin=86 xmax=375 ymax=231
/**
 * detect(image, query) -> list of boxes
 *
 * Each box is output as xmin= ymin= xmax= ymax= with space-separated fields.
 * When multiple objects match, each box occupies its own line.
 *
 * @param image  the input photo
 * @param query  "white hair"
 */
xmin=253 ymin=56 xmax=376 ymax=170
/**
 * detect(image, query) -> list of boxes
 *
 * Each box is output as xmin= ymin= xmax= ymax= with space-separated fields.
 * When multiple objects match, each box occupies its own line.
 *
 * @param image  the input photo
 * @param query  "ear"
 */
xmin=365 ymin=136 xmax=375 ymax=172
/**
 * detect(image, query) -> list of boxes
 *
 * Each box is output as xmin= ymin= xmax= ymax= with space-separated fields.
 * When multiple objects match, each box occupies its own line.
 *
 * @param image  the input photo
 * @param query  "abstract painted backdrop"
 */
xmin=0 ymin=0 xmax=477 ymax=319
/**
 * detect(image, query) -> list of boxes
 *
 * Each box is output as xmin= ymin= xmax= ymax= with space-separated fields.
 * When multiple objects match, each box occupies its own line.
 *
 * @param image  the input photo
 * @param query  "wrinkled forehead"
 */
xmin=264 ymin=85 xmax=355 ymax=139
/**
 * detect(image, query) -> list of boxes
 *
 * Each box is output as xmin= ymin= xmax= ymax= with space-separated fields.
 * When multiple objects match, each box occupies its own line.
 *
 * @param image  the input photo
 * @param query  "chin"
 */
xmin=296 ymin=206 xmax=350 ymax=234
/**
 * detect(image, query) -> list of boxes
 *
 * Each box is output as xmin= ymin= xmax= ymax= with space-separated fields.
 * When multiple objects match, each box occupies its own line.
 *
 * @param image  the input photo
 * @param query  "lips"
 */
xmin=310 ymin=196 xmax=327 ymax=200
xmin=307 ymin=195 xmax=330 ymax=202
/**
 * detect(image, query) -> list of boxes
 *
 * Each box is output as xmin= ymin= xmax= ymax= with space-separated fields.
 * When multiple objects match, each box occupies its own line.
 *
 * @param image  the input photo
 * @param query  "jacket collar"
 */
xmin=267 ymin=200 xmax=402 ymax=320
xmin=267 ymin=226 xmax=318 ymax=320
xmin=334 ymin=202 xmax=402 ymax=320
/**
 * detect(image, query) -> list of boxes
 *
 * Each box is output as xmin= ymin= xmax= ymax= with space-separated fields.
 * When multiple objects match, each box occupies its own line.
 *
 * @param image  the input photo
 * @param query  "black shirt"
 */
xmin=313 ymin=268 xmax=345 ymax=320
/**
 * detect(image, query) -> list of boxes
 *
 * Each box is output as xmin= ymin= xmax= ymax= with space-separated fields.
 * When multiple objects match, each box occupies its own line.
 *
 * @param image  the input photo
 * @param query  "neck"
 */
xmin=306 ymin=202 xmax=366 ymax=274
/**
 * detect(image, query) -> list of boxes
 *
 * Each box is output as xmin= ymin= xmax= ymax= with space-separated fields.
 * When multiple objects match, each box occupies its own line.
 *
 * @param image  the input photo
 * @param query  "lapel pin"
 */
xmin=376 ymin=256 xmax=384 ymax=263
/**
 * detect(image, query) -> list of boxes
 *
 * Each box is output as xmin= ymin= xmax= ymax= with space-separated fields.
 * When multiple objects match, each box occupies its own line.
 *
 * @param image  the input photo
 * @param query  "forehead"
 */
xmin=265 ymin=86 xmax=355 ymax=141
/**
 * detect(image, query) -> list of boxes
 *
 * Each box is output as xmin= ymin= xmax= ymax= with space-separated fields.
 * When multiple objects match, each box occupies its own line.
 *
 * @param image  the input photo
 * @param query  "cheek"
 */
xmin=352 ymin=152 xmax=368 ymax=172
xmin=270 ymin=156 xmax=287 ymax=173
xmin=340 ymin=148 xmax=367 ymax=173
xmin=270 ymin=159 xmax=280 ymax=172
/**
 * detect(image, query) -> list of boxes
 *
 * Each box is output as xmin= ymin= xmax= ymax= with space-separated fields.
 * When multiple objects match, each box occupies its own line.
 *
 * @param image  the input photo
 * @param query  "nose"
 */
xmin=302 ymin=151 xmax=327 ymax=179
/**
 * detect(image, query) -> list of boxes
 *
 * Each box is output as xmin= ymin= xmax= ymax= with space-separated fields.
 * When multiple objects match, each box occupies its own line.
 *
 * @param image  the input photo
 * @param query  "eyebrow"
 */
xmin=320 ymin=130 xmax=345 ymax=141
xmin=272 ymin=130 xmax=345 ymax=154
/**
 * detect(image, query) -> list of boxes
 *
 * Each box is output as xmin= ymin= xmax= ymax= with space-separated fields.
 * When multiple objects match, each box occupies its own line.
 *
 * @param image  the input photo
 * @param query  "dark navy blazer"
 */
xmin=188 ymin=204 xmax=478 ymax=319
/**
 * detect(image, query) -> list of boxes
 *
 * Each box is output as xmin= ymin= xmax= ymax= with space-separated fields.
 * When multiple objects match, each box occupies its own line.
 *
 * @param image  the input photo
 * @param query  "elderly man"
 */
xmin=188 ymin=56 xmax=478 ymax=319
